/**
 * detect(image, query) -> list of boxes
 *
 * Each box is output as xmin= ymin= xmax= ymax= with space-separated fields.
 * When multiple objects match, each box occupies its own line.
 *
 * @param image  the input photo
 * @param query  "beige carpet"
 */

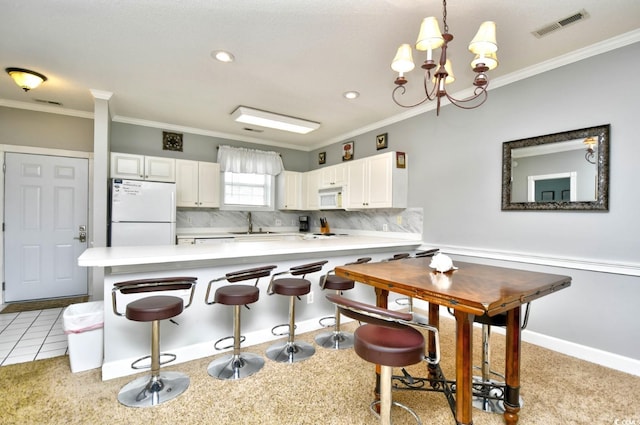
xmin=0 ymin=315 xmax=638 ymax=425
xmin=0 ymin=296 xmax=89 ymax=314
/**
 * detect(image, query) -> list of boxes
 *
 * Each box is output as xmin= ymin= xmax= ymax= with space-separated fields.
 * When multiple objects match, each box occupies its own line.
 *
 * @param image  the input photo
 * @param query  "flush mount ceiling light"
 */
xmin=6 ymin=67 xmax=48 ymax=92
xmin=231 ymin=106 xmax=320 ymax=134
xmin=390 ymin=0 xmax=498 ymax=115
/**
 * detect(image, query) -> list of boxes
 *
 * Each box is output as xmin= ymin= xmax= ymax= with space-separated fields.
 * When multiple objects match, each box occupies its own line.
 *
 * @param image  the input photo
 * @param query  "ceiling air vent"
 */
xmin=35 ymin=99 xmax=63 ymax=106
xmin=532 ymin=9 xmax=590 ymax=38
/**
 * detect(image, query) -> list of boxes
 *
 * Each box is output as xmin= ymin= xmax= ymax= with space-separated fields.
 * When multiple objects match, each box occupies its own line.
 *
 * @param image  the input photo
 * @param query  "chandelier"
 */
xmin=391 ymin=0 xmax=498 ymax=115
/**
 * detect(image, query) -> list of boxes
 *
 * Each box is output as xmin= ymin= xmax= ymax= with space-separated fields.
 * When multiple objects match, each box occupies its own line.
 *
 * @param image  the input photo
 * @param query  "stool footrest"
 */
xmin=214 ymin=335 xmax=245 ymax=351
xmin=271 ymin=323 xmax=294 ymax=337
xmin=369 ymin=400 xmax=422 ymax=425
xmin=318 ymin=315 xmax=336 ymax=328
xmin=130 ymin=353 xmax=177 ymax=370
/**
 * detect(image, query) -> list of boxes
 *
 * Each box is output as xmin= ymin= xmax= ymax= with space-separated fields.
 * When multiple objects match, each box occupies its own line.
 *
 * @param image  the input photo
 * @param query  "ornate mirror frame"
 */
xmin=501 ymin=124 xmax=610 ymax=211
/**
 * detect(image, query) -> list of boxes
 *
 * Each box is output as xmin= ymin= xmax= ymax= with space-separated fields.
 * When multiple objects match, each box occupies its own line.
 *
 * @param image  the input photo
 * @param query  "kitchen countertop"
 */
xmin=78 ymin=234 xmax=423 ymax=268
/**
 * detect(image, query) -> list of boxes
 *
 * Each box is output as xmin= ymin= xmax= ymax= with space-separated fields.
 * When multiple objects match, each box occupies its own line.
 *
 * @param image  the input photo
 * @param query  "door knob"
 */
xmin=74 ymin=225 xmax=87 ymax=243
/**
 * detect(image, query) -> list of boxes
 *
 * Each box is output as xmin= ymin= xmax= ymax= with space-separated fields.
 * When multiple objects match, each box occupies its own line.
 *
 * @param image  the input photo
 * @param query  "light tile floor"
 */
xmin=0 ymin=308 xmax=68 ymax=366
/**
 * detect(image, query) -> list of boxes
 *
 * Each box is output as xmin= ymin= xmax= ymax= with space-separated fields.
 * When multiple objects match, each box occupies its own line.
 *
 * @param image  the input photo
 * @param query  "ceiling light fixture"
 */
xmin=390 ymin=0 xmax=498 ymax=115
xmin=583 ymin=136 xmax=597 ymax=164
xmin=212 ymin=50 xmax=235 ymax=63
xmin=231 ymin=106 xmax=320 ymax=134
xmin=343 ymin=91 xmax=360 ymax=100
xmin=5 ymin=67 xmax=48 ymax=92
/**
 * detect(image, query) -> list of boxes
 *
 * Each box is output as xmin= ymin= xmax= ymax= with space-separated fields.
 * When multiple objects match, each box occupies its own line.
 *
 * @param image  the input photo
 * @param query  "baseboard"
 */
xmin=495 ymin=326 xmax=640 ymax=377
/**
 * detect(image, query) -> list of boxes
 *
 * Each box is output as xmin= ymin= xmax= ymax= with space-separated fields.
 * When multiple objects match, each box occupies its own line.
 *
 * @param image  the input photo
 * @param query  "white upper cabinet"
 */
xmin=319 ymin=163 xmax=347 ymax=188
xmin=344 ymin=151 xmax=408 ymax=209
xmin=175 ymin=160 xmax=220 ymax=208
xmin=110 ymin=152 xmax=176 ymax=182
xmin=277 ymin=170 xmax=303 ymax=210
xmin=303 ymin=169 xmax=321 ymax=210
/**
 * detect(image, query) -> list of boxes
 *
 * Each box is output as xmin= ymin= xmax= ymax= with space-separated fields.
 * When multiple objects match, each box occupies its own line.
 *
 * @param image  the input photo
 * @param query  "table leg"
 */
xmin=454 ymin=310 xmax=474 ymax=425
xmin=504 ymin=306 xmax=522 ymax=425
xmin=428 ymin=302 xmax=440 ymax=381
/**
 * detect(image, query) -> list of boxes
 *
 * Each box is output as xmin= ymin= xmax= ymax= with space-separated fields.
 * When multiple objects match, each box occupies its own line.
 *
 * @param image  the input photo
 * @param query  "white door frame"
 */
xmin=0 ymin=145 xmax=94 ymax=306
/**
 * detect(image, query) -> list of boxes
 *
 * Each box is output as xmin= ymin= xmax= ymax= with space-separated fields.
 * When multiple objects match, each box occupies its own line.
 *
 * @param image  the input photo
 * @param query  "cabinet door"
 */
xmin=366 ymin=154 xmax=393 ymax=208
xmin=333 ymin=163 xmax=347 ymax=186
xmin=304 ymin=169 xmax=321 ymax=210
xmin=278 ymin=171 xmax=301 ymax=210
xmin=197 ymin=162 xmax=220 ymax=208
xmin=144 ymin=156 xmax=176 ymax=182
xmin=345 ymin=159 xmax=367 ymax=208
xmin=175 ymin=159 xmax=199 ymax=207
xmin=110 ymin=152 xmax=145 ymax=180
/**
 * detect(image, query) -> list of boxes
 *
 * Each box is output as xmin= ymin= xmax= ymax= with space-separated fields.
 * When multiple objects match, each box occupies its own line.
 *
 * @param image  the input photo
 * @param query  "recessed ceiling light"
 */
xmin=343 ymin=91 xmax=360 ymax=100
xmin=212 ymin=50 xmax=235 ymax=63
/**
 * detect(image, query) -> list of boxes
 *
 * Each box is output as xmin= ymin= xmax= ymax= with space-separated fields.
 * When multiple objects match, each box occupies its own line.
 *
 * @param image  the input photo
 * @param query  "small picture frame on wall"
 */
xmin=318 ymin=152 xmax=326 ymax=165
xmin=396 ymin=151 xmax=406 ymax=168
xmin=376 ymin=133 xmax=388 ymax=150
xmin=342 ymin=141 xmax=354 ymax=161
xmin=162 ymin=131 xmax=183 ymax=152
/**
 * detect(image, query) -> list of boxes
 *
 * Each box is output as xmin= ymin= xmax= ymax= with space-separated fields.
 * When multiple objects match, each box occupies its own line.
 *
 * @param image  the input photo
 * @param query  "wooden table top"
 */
xmin=336 ymin=258 xmax=571 ymax=316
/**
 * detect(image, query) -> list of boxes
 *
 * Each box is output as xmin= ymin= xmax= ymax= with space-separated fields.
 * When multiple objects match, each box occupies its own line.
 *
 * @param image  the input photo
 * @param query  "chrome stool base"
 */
xmin=314 ymin=330 xmax=354 ymax=350
xmin=472 ymin=377 xmax=524 ymax=414
xmin=208 ymin=352 xmax=265 ymax=380
xmin=117 ymin=371 xmax=189 ymax=408
xmin=266 ymin=340 xmax=315 ymax=363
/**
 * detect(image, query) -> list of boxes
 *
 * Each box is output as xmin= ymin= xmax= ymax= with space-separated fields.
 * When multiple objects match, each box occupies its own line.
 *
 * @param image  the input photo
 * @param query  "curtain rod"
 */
xmin=216 ymin=146 xmax=282 ymax=157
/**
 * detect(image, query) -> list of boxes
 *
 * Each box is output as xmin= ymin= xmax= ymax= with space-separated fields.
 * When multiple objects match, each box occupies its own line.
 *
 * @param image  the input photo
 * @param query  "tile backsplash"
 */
xmin=177 ymin=207 xmax=422 ymax=235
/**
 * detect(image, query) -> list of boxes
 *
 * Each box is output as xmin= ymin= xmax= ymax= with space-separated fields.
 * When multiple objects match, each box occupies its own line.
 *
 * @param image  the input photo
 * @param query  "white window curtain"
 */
xmin=217 ymin=145 xmax=284 ymax=175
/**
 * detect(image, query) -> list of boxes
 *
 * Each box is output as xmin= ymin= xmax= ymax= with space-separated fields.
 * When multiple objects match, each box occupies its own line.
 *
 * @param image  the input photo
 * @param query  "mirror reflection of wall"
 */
xmin=510 ymin=139 xmax=597 ymax=203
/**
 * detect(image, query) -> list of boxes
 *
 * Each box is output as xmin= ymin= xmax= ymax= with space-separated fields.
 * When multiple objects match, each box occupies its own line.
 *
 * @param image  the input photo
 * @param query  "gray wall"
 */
xmin=311 ymin=41 xmax=640 ymax=361
xmin=110 ymin=123 xmax=310 ymax=171
xmin=0 ymin=107 xmax=93 ymax=151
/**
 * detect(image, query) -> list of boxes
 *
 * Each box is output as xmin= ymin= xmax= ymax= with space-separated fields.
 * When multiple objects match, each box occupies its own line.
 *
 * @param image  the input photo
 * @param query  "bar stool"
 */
xmin=205 ymin=265 xmax=277 ymax=380
xmin=111 ymin=276 xmax=197 ymax=408
xmin=266 ymin=260 xmax=328 ymax=363
xmin=326 ymin=294 xmax=440 ymax=425
xmin=471 ymin=304 xmax=531 ymax=413
xmin=315 ymin=257 xmax=371 ymax=349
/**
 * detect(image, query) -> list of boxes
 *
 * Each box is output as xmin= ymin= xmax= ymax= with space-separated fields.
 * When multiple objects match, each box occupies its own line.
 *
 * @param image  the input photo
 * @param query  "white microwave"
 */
xmin=319 ymin=188 xmax=343 ymax=210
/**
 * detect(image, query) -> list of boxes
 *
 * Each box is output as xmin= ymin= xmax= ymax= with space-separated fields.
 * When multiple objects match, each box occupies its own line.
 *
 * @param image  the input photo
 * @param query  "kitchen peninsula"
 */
xmin=78 ymin=233 xmax=423 ymax=380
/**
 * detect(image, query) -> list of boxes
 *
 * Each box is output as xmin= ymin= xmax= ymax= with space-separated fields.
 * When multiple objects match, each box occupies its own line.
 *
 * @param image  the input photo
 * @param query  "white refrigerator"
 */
xmin=109 ymin=179 xmax=177 ymax=246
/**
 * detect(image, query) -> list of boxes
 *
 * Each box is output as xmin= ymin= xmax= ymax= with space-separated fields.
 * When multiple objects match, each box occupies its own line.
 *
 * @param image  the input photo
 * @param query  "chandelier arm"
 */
xmin=392 ymin=85 xmax=434 ymax=109
xmin=442 ymin=86 xmax=489 ymax=110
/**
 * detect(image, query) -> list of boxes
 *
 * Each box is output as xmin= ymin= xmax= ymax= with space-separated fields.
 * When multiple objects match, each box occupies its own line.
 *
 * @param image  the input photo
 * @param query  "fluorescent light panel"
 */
xmin=231 ymin=106 xmax=320 ymax=134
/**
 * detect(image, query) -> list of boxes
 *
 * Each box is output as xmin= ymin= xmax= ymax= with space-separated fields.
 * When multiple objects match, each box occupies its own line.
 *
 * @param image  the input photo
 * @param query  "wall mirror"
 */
xmin=502 ymin=124 xmax=609 ymax=211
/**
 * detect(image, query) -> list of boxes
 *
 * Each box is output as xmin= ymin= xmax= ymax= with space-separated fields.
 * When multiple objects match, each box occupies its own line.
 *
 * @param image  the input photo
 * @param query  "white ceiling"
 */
xmin=1 ymin=0 xmax=639 ymax=151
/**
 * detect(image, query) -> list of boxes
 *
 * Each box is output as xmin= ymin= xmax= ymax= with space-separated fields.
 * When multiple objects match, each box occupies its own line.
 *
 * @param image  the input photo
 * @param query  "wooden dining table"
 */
xmin=335 ymin=257 xmax=571 ymax=425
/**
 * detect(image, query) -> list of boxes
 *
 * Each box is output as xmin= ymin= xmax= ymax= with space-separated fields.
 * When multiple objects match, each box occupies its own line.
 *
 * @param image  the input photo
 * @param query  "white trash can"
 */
xmin=63 ymin=301 xmax=104 ymax=373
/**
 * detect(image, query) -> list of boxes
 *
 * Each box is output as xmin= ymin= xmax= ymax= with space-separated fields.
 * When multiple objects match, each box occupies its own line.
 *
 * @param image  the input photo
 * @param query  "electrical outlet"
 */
xmin=396 ymin=215 xmax=403 ymax=225
xmin=275 ymin=219 xmax=282 ymax=226
xmin=382 ymin=223 xmax=389 ymax=232
xmin=307 ymin=291 xmax=314 ymax=304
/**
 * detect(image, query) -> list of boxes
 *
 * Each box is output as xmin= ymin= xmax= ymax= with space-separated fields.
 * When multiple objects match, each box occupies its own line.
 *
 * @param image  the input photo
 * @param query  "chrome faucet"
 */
xmin=247 ymin=212 xmax=253 ymax=234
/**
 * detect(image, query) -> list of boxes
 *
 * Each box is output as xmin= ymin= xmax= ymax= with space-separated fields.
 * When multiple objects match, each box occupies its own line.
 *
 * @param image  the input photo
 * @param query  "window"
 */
xmin=221 ymin=172 xmax=274 ymax=211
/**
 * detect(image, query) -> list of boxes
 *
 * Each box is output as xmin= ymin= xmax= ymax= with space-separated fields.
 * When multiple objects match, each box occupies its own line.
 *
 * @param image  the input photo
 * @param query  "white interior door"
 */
xmin=4 ymin=153 xmax=89 ymax=302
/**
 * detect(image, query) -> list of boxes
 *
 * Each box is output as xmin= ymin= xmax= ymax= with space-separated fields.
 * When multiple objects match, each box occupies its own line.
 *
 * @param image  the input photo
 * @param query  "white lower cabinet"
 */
xmin=176 ymin=160 xmax=220 ymax=208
